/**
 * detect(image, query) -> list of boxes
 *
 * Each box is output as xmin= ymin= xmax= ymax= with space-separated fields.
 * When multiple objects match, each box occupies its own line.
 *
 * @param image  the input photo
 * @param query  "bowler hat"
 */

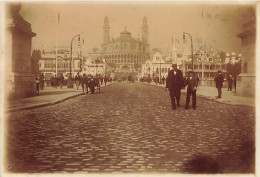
xmin=187 ymin=69 xmax=194 ymax=73
xmin=171 ymin=64 xmax=177 ymax=67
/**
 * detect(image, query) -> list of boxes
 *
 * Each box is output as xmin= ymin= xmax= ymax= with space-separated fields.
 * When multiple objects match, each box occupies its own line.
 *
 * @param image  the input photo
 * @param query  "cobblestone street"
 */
xmin=5 ymin=82 xmax=255 ymax=174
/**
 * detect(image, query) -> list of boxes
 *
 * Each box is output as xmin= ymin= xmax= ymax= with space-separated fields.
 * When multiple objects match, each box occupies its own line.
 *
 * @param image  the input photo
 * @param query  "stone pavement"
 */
xmin=142 ymin=82 xmax=255 ymax=107
xmin=5 ymin=82 xmax=255 ymax=174
xmin=5 ymin=83 xmax=112 ymax=112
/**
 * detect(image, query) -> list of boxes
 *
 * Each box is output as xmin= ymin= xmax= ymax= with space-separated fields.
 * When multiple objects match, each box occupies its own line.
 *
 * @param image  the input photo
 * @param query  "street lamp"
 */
xmin=67 ymin=34 xmax=80 ymax=88
xmin=183 ymin=32 xmax=194 ymax=71
xmin=159 ymin=57 xmax=162 ymax=84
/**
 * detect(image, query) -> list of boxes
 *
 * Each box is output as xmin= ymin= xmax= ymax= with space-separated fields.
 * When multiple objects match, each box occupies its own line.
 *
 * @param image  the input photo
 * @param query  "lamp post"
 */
xmin=183 ymin=32 xmax=194 ymax=71
xmin=159 ymin=57 xmax=161 ymax=83
xmin=67 ymin=34 xmax=80 ymax=88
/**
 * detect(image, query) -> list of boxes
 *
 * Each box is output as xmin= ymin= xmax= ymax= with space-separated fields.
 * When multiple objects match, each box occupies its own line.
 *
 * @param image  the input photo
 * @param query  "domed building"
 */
xmin=101 ymin=16 xmax=151 ymax=76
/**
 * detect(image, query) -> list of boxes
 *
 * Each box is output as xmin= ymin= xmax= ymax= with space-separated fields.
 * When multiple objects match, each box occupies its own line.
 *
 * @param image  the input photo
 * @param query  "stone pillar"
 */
xmin=5 ymin=3 xmax=36 ymax=99
xmin=236 ymin=18 xmax=255 ymax=97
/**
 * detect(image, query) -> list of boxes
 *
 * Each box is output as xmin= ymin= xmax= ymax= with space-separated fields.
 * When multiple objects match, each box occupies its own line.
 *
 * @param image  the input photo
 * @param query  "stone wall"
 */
xmin=236 ymin=18 xmax=256 ymax=97
xmin=5 ymin=3 xmax=36 ymax=99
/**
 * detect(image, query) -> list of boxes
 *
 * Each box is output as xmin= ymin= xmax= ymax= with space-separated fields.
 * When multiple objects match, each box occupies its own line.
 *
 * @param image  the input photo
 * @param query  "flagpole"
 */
xmin=202 ymin=9 xmax=205 ymax=85
xmin=55 ymin=12 xmax=60 ymax=76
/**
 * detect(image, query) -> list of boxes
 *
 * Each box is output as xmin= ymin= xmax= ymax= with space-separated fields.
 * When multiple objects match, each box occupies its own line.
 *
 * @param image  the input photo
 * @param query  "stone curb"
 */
xmin=6 ymin=83 xmax=113 ymax=112
xmin=141 ymin=82 xmax=254 ymax=107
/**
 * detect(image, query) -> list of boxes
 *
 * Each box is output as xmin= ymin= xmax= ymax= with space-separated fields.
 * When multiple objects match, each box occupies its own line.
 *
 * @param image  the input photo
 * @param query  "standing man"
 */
xmin=185 ymin=71 xmax=198 ymax=109
xmin=214 ymin=70 xmax=224 ymax=98
xmin=75 ymin=72 xmax=81 ymax=90
xmin=166 ymin=64 xmax=185 ymax=110
xmin=40 ymin=73 xmax=45 ymax=90
xmin=162 ymin=76 xmax=165 ymax=85
xmin=81 ymin=74 xmax=88 ymax=94
xmin=227 ymin=74 xmax=233 ymax=91
xmin=59 ymin=73 xmax=64 ymax=88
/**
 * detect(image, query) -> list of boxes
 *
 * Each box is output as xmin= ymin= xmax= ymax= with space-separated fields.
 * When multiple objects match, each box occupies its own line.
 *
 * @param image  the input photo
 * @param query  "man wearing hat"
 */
xmin=166 ymin=64 xmax=185 ymax=110
xmin=214 ymin=70 xmax=224 ymax=98
xmin=185 ymin=70 xmax=198 ymax=109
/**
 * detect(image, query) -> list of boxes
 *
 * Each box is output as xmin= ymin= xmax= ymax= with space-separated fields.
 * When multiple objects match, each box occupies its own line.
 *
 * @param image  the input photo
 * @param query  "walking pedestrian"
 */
xmin=214 ymin=70 xmax=224 ymax=98
xmin=185 ymin=71 xmax=198 ymax=110
xmin=54 ymin=74 xmax=58 ymax=88
xmin=40 ymin=73 xmax=45 ymax=90
xmin=81 ymin=74 xmax=88 ymax=94
xmin=59 ymin=73 xmax=64 ymax=88
xmin=227 ymin=74 xmax=233 ymax=91
xmin=50 ymin=75 xmax=54 ymax=87
xmin=162 ymin=76 xmax=165 ymax=85
xmin=104 ymin=76 xmax=108 ymax=85
xmin=36 ymin=76 xmax=40 ymax=95
xmin=166 ymin=64 xmax=185 ymax=110
xmin=89 ymin=76 xmax=96 ymax=94
xmin=75 ymin=73 xmax=81 ymax=90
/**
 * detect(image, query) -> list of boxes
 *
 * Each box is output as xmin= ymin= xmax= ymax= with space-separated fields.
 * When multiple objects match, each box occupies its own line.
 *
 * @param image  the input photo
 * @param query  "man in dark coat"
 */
xmin=166 ymin=64 xmax=185 ymax=110
xmin=40 ymin=73 xmax=45 ymax=90
xmin=215 ymin=70 xmax=224 ymax=98
xmin=227 ymin=74 xmax=233 ymax=91
xmin=185 ymin=71 xmax=198 ymax=109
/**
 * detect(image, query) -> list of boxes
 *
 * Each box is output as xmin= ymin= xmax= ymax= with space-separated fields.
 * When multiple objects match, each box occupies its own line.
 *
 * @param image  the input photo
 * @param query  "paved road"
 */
xmin=5 ymin=82 xmax=255 ymax=174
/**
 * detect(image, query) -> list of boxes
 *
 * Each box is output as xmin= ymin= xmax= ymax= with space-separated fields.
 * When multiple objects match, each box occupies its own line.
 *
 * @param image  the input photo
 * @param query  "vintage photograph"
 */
xmin=2 ymin=1 xmax=257 ymax=176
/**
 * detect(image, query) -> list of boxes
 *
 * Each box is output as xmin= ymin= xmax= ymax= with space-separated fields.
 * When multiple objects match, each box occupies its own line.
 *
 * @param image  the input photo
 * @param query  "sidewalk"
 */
xmin=142 ymin=82 xmax=255 ymax=107
xmin=6 ymin=83 xmax=112 ymax=112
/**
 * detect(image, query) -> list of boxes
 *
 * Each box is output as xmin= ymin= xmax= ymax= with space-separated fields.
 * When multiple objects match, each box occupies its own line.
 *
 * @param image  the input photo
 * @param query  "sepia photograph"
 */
xmin=1 ymin=1 xmax=258 ymax=176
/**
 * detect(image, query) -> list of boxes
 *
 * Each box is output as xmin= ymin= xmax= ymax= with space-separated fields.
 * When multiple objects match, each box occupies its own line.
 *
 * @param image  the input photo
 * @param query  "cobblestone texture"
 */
xmin=5 ymin=82 xmax=255 ymax=174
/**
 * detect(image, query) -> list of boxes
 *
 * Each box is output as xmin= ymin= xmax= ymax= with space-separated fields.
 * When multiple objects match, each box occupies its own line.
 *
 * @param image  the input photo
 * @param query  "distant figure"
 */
xmin=36 ymin=76 xmax=40 ymax=95
xmin=50 ymin=75 xmax=54 ymax=87
xmin=89 ymin=76 xmax=96 ymax=94
xmin=104 ymin=76 xmax=108 ymax=85
xmin=59 ymin=73 xmax=64 ymax=88
xmin=214 ymin=70 xmax=224 ymax=98
xmin=100 ymin=76 xmax=104 ymax=85
xmin=54 ymin=74 xmax=58 ymax=88
xmin=227 ymin=74 xmax=233 ymax=91
xmin=75 ymin=73 xmax=81 ymax=90
xmin=185 ymin=71 xmax=198 ymax=110
xmin=40 ymin=73 xmax=45 ymax=90
xmin=162 ymin=76 xmax=165 ymax=85
xmin=81 ymin=74 xmax=88 ymax=94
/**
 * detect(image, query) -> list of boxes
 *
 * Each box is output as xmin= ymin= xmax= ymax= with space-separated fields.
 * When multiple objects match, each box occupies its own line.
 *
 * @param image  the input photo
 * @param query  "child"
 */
xmin=36 ymin=76 xmax=40 ymax=96
xmin=185 ymin=71 xmax=198 ymax=109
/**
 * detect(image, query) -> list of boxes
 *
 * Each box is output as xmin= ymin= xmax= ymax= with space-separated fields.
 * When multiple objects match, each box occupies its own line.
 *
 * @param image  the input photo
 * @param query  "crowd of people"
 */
xmin=35 ymin=72 xmax=112 ymax=95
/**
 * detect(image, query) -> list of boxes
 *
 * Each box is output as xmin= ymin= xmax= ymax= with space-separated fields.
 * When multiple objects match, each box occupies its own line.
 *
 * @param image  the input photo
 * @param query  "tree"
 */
xmin=31 ymin=49 xmax=41 ymax=75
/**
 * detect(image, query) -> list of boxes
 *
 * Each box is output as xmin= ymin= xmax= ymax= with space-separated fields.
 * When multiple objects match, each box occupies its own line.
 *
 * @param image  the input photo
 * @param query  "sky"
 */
xmin=19 ymin=2 xmax=256 ymax=55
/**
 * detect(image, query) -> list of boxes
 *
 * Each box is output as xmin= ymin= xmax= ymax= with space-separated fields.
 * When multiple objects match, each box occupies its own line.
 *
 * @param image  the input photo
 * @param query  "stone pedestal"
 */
xmin=5 ymin=3 xmax=36 ymax=99
xmin=236 ymin=18 xmax=255 ymax=97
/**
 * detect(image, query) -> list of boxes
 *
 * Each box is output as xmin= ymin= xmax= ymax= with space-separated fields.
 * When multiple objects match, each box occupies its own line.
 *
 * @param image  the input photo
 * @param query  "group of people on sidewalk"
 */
xmin=165 ymin=64 xmax=229 ymax=110
xmin=165 ymin=64 xmax=199 ymax=110
xmin=75 ymin=73 xmax=110 ymax=94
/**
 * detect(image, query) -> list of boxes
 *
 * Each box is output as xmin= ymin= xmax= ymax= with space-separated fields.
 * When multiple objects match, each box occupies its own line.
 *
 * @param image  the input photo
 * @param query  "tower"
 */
xmin=141 ymin=16 xmax=148 ymax=43
xmin=103 ymin=16 xmax=110 ymax=43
